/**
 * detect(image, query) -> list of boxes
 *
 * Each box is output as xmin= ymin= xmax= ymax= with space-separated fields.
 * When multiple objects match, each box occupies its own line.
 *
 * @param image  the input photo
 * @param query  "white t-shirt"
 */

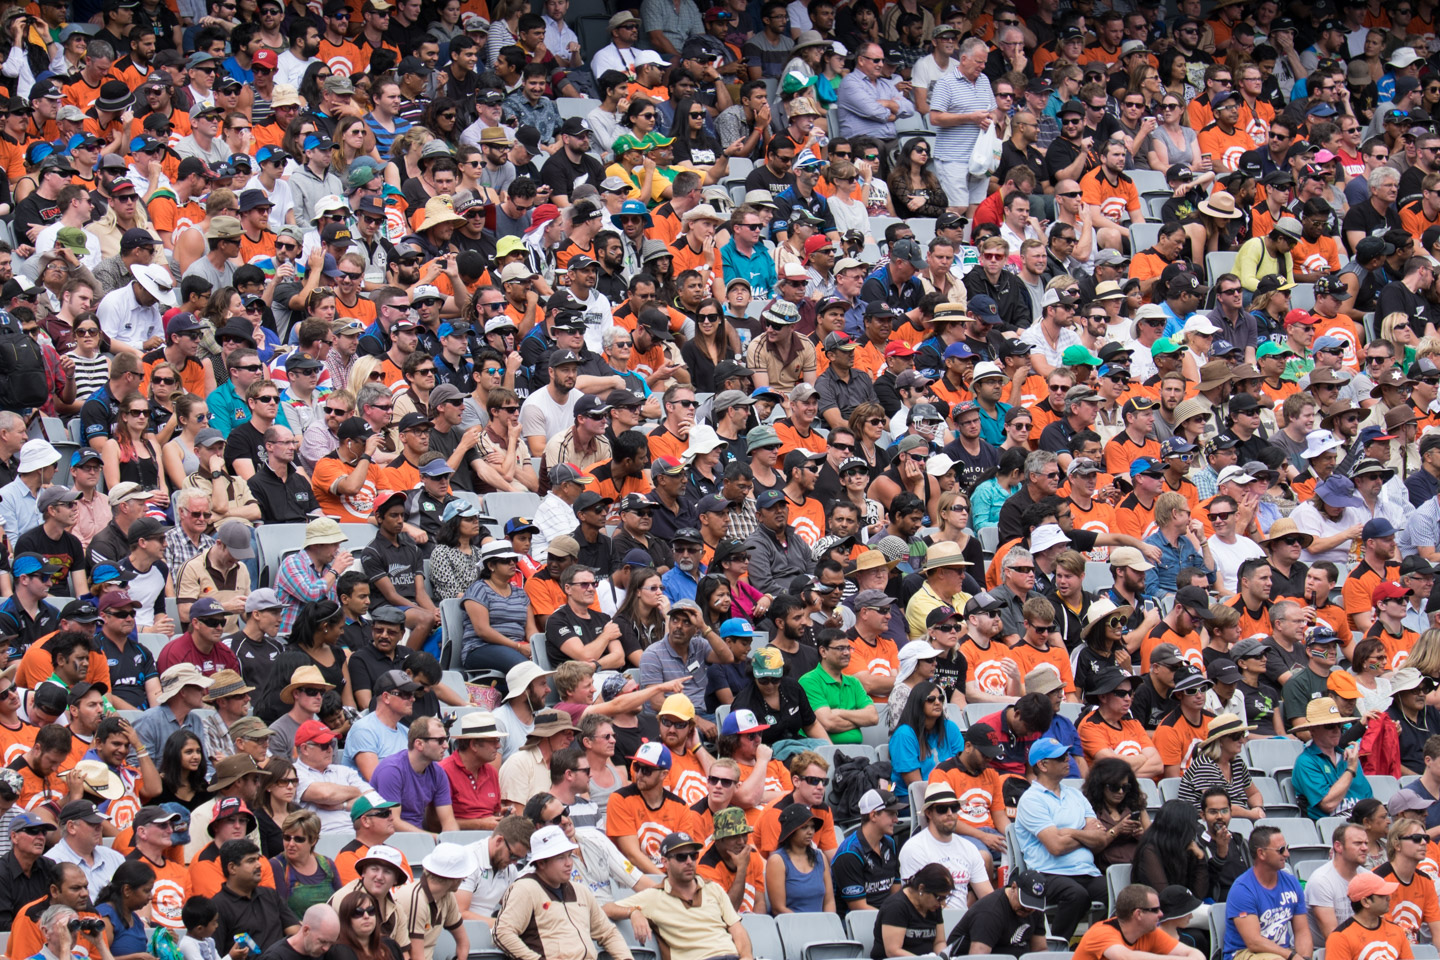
xmin=1207 ymin=534 xmax=1267 ymax=593
xmin=244 ymin=174 xmax=295 ymax=234
xmin=519 ymin=387 xmax=579 ymax=449
xmin=898 ymin=827 xmax=987 ymax=910
xmin=1290 ymin=501 xmax=1355 ymax=564
xmin=459 ymin=851 xmax=520 ymax=917
xmin=1305 ymin=861 xmax=1367 ymax=940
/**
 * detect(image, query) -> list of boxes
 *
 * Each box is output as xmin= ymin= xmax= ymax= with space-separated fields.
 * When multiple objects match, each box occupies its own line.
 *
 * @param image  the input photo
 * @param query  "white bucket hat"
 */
xmin=1030 ymin=523 xmax=1071 ymax=554
xmin=132 ymin=262 xmax=176 ymax=307
xmin=480 ymin=541 xmax=520 ymax=562
xmin=17 ymin=439 xmax=59 ymax=474
xmin=421 ymin=842 xmax=478 ymax=879
xmin=1301 ymin=429 xmax=1343 ymax=460
xmin=504 ymin=660 xmax=553 ymax=701
xmin=897 ymin=640 xmax=942 ymax=683
xmin=683 ymin=424 xmax=728 ymax=461
xmin=528 ymin=824 xmax=579 ymax=861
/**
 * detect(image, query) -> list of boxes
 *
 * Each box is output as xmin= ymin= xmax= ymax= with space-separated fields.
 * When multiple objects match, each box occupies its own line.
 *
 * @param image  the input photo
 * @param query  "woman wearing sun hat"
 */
xmin=1177 ymin=712 xmax=1261 ymax=816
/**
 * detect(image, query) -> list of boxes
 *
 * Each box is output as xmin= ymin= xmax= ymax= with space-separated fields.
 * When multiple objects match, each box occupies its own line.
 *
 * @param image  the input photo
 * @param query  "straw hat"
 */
xmin=1291 ymin=696 xmax=1348 ymax=730
xmin=1198 ymin=191 xmax=1243 ymax=219
xmin=1081 ymin=598 xmax=1134 ymax=643
xmin=281 ymin=664 xmax=337 ymax=704
xmin=923 ymin=540 xmax=970 ymax=571
xmin=1260 ymin=517 xmax=1314 ymax=548
xmin=416 ymin=196 xmax=466 ymax=232
xmin=1199 ymin=712 xmax=1255 ymax=746
xmin=846 ymin=549 xmax=899 ymax=578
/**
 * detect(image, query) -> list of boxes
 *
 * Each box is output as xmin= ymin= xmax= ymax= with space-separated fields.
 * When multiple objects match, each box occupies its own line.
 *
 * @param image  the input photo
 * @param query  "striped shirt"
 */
xmin=931 ymin=71 xmax=996 ymax=164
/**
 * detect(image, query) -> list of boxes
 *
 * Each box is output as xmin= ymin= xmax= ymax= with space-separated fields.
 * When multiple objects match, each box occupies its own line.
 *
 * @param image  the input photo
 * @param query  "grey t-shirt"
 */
xmin=492 ymin=702 xmax=532 ymax=761
xmin=1305 ymin=860 xmax=1365 ymax=940
xmin=183 ymin=254 xmax=235 ymax=291
xmin=269 ymin=712 xmax=304 ymax=760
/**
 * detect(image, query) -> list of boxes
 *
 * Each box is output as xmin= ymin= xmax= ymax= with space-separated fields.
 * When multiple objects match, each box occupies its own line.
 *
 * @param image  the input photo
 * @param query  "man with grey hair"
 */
xmin=165 ymin=488 xmax=216 ymax=575
xmin=997 ymin=449 xmax=1061 ymax=542
xmin=991 ymin=548 xmax=1037 ymax=641
xmin=928 ymin=36 xmax=996 ymax=217
xmin=251 ymin=426 xmax=318 ymax=524
xmin=355 ymin=383 xmax=397 ymax=460
xmin=1344 ymin=165 xmax=1403 ymax=252
xmin=836 ymin=42 xmax=914 ymax=140
xmin=0 ymin=411 xmax=27 ymax=487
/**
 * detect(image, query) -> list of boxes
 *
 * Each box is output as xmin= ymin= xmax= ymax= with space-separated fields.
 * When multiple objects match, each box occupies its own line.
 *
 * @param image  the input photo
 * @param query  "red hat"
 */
xmin=252 ymin=49 xmax=279 ymax=69
xmin=1372 ymin=581 xmax=1413 ymax=604
xmin=884 ymin=341 xmax=918 ymax=358
xmin=295 ymin=718 xmax=337 ymax=746
xmin=1284 ymin=308 xmax=1317 ymax=326
xmin=802 ymin=235 xmax=834 ymax=264
xmin=528 ymin=203 xmax=560 ymax=231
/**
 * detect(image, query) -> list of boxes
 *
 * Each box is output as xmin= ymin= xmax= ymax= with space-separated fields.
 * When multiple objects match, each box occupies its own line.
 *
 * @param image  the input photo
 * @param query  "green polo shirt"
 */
xmin=1281 ymin=665 xmax=1330 ymax=723
xmin=799 ymin=665 xmax=872 ymax=745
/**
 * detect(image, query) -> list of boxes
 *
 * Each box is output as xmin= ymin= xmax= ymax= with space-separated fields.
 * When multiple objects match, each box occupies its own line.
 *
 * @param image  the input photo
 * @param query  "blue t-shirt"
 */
xmin=1042 ymin=715 xmax=1083 ymax=779
xmin=889 ymin=719 xmax=963 ymax=782
xmin=98 ymin=902 xmax=148 ymax=957
xmin=371 ymin=750 xmax=454 ymax=829
xmin=341 ymin=711 xmax=409 ymax=770
xmin=1223 ymin=869 xmax=1306 ymax=960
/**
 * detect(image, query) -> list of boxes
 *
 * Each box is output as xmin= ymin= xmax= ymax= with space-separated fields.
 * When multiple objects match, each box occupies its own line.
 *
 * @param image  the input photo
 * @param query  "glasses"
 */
xmin=254 ymin=395 xmax=279 ymax=404
xmin=929 ymin=803 xmax=958 ymax=814
xmin=570 ymin=580 xmax=598 ymax=589
xmin=1209 ymin=512 xmax=1235 ymax=521
xmin=152 ymin=376 xmax=176 ymax=385
xmin=660 ymin=716 xmax=692 ymax=729
xmin=76 ymin=328 xmax=100 ymax=336
xmin=198 ymin=617 xmax=226 ymax=629
xmin=298 ymin=687 xmax=326 ymax=697
xmin=283 ymin=834 xmax=310 ymax=844
xmin=352 ymin=907 xmax=377 ymax=918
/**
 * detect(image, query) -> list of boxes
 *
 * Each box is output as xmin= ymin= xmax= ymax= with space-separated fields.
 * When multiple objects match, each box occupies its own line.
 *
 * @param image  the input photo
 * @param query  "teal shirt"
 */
xmin=207 ymin=380 xmax=292 ymax=438
xmin=798 ymin=665 xmax=872 ymax=745
xmin=1292 ymin=739 xmax=1371 ymax=820
xmin=971 ymin=477 xmax=1016 ymax=530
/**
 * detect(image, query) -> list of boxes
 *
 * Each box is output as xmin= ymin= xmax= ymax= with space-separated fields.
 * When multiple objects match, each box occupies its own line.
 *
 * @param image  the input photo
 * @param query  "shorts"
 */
xmin=936 ymin=158 xmax=989 ymax=206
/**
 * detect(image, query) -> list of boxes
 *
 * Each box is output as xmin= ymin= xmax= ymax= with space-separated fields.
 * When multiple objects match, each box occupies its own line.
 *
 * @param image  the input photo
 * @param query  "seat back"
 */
xmin=741 ymin=913 xmax=785 ymax=960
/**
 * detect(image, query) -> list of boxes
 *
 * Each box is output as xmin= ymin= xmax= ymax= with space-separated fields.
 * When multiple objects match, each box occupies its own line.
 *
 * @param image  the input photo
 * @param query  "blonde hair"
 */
xmin=1153 ymin=491 xmax=1191 ymax=527
xmin=281 ymin=809 xmax=321 ymax=844
xmin=553 ymin=661 xmax=595 ymax=700
xmin=348 ymin=355 xmax=384 ymax=393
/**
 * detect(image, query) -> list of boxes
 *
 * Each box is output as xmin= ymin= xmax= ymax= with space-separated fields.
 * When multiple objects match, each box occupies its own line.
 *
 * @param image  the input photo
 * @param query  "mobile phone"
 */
xmin=1128 ymin=810 xmax=1142 ymax=820
xmin=1201 ymin=152 xmax=1212 ymax=162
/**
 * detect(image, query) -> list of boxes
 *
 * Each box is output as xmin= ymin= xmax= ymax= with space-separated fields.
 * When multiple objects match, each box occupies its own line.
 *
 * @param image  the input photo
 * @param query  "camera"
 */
xmin=68 ymin=918 xmax=106 ymax=937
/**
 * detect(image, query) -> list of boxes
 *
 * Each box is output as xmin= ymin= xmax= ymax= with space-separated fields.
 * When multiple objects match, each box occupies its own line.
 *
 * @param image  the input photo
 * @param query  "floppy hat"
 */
xmin=281 ymin=665 xmax=336 ymax=704
xmin=1262 ymin=517 xmax=1314 ymax=547
xmin=355 ymin=844 xmax=411 ymax=882
xmin=1082 ymin=598 xmax=1134 ymax=642
xmin=304 ymin=518 xmax=348 ymax=546
xmin=157 ymin=663 xmax=212 ymax=703
xmin=71 ymin=760 xmax=124 ymax=800
xmin=524 ymin=708 xmax=579 ymax=744
xmin=1199 ymin=712 xmax=1255 ymax=746
xmin=1292 ymin=696 xmax=1348 ymax=730
xmin=847 ymin=549 xmax=899 ymax=578
xmin=422 ymin=842 xmax=478 ymax=878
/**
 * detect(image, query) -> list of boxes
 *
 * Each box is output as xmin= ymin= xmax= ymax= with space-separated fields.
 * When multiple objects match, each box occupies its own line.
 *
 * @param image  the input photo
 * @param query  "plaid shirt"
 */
xmin=164 ymin=529 xmax=214 ymax=576
xmin=727 ymin=496 xmax=758 ymax=542
xmin=276 ymin=549 xmax=338 ymax=635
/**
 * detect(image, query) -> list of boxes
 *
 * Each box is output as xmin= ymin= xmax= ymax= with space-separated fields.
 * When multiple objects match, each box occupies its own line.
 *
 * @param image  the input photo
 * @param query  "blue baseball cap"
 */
xmin=621 ymin=548 xmax=653 ymax=567
xmin=420 ymin=459 xmax=455 ymax=478
xmin=967 ymin=295 xmax=1000 ymax=322
xmin=1362 ymin=517 xmax=1397 ymax=539
xmin=1129 ymin=457 xmax=1164 ymax=477
xmin=303 ymin=133 xmax=334 ymax=152
xmin=91 ymin=563 xmax=133 ymax=585
xmin=756 ymin=488 xmax=787 ymax=510
xmin=321 ymin=254 xmax=343 ymax=279
xmin=943 ymin=342 xmax=976 ymax=360
xmin=13 ymin=555 xmax=55 ymax=578
xmin=71 ymin=448 xmax=102 ymax=469
xmin=255 ymin=145 xmax=289 ymax=165
xmin=1313 ymin=335 xmax=1346 ymax=351
xmin=718 ymin=618 xmax=755 ymax=639
xmin=505 ymin=518 xmax=540 ymax=536
xmin=1360 ymin=425 xmax=1398 ymax=444
xmin=440 ymin=498 xmax=479 ymax=522
xmin=1309 ymin=102 xmax=1338 ymax=117
xmin=1028 ymin=737 xmax=1071 ymax=765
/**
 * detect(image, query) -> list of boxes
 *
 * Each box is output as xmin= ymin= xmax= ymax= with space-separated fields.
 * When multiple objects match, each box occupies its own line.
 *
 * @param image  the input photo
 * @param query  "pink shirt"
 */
xmin=438 ymin=751 xmax=500 ymax=821
xmin=156 ymin=632 xmax=243 ymax=676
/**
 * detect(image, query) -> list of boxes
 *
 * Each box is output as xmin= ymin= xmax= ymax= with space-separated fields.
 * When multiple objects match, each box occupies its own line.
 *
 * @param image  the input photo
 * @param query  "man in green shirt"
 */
xmin=1280 ymin=611 xmax=1341 ymax=739
xmin=799 ymin=630 xmax=879 ymax=745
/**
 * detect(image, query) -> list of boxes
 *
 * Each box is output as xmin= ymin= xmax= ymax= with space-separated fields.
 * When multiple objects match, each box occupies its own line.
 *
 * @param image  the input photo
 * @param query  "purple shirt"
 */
xmin=371 ymin=751 xmax=453 ymax=828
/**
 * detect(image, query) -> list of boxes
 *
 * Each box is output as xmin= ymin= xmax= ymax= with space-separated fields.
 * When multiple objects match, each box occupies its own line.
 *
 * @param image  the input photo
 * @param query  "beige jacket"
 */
xmin=494 ymin=873 xmax=632 ymax=960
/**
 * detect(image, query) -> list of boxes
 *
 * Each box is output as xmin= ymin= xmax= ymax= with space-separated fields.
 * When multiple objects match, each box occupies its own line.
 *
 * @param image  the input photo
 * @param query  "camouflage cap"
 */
xmin=712 ymin=806 xmax=753 ymax=839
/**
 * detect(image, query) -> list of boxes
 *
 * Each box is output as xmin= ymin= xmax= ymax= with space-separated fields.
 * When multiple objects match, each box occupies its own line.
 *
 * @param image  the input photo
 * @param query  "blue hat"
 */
xmin=303 ymin=133 xmax=334 ymax=152
xmin=622 ymin=548 xmax=653 ymax=567
xmin=321 ymin=254 xmax=343 ymax=279
xmin=1305 ymin=623 xmax=1341 ymax=646
xmin=718 ymin=618 xmax=755 ymax=639
xmin=91 ymin=563 xmax=132 ymax=585
xmin=255 ymin=145 xmax=289 ymax=165
xmin=1160 ymin=437 xmax=1195 ymax=457
xmin=751 ymin=387 xmax=784 ymax=403
xmin=611 ymin=198 xmax=653 ymax=229
xmin=440 ymin=498 xmax=479 ymax=522
xmin=438 ymin=323 xmax=460 ymax=337
xmin=1309 ymin=102 xmax=1338 ymax=117
xmin=71 ymin=448 xmax=102 ymax=468
xmin=967 ymin=295 xmax=1000 ymax=322
xmin=1315 ymin=475 xmax=1364 ymax=509
xmin=12 ymin=555 xmax=54 ymax=578
xmin=1360 ymin=425 xmax=1397 ymax=444
xmin=756 ymin=488 xmax=787 ymax=510
xmin=943 ymin=342 xmax=976 ymax=360
xmin=8 ymin=812 xmax=56 ymax=833
xmin=1129 ymin=457 xmax=1164 ymax=477
xmin=794 ymin=154 xmax=825 ymax=171
xmin=1313 ymin=335 xmax=1346 ymax=351
xmin=1362 ymin=517 xmax=1397 ymax=539
xmin=1028 ymin=737 xmax=1071 ymax=765
xmin=420 ymin=459 xmax=455 ymax=478
xmin=1097 ymin=363 xmax=1127 ymax=377
xmin=1210 ymin=90 xmax=1239 ymax=110
xmin=505 ymin=518 xmax=540 ymax=536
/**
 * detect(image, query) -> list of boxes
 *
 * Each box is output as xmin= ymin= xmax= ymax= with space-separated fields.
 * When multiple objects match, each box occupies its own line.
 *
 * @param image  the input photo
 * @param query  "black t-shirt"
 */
xmin=13 ymin=191 xmax=62 ymax=246
xmin=540 ymin=150 xmax=606 ymax=199
xmin=744 ymin=164 xmax=795 ymax=198
xmin=250 ymin=464 xmax=319 ymax=524
xmin=1376 ymin=280 xmax=1439 ymax=331
xmin=427 ymin=426 xmax=482 ymax=493
xmin=79 ymin=385 xmax=119 ymax=449
xmin=774 ymin=637 xmax=820 ymax=680
xmin=997 ymin=140 xmax=1046 ymax=187
xmin=732 ymin=676 xmax=816 ymax=744
xmin=360 ymin=533 xmax=425 ymax=604
xmin=224 ymin=421 xmax=268 ymax=473
xmin=1341 ymin=201 xmax=1402 ymax=247
xmin=872 ymin=890 xmax=942 ymax=960
xmin=348 ymin=642 xmax=411 ymax=697
xmin=225 ymin=629 xmax=286 ymax=692
xmin=943 ymin=438 xmax=1001 ymax=496
xmin=100 ymin=633 xmax=156 ymax=708
xmin=948 ymin=888 xmax=1040 ymax=957
xmin=931 ymin=649 xmax=968 ymax=704
xmin=545 ymin=604 xmax=613 ymax=668
xmin=1044 ymin=137 xmax=1086 ymax=186
xmin=12 ymin=527 xmax=85 ymax=597
xmin=1074 ymin=643 xmax=1124 ymax=701
xmin=611 ymin=713 xmax=660 ymax=764
xmin=1238 ymin=677 xmax=1282 ymax=736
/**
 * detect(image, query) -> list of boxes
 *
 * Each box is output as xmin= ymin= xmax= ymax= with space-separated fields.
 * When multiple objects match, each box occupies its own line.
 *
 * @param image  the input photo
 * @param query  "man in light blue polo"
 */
xmin=1013 ymin=737 xmax=1107 ymax=944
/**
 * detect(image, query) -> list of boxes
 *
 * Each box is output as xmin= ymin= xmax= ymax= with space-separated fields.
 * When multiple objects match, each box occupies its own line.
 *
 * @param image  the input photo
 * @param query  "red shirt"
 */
xmin=438 ymin=752 xmax=500 ymax=821
xmin=155 ymin=632 xmax=243 ymax=676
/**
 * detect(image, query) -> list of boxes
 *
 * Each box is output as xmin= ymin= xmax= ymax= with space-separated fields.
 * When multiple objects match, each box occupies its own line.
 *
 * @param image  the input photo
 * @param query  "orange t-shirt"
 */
xmin=646 ymin=202 xmax=684 ymax=247
xmin=0 ymin=720 xmax=36 ymax=766
xmin=1187 ymin=100 xmax=1214 ymax=133
xmin=1311 ymin=314 xmax=1362 ymax=373
xmin=240 ymin=229 xmax=277 ymax=265
xmin=1401 ymin=199 xmax=1440 ymax=243
xmin=1228 ymin=597 xmax=1273 ymax=641
xmin=1069 ymin=498 xmax=1116 ymax=563
xmin=696 ymin=841 xmax=767 ymax=912
xmin=1367 ymin=621 xmax=1420 ymax=671
xmin=928 ymin=758 xmax=1006 ymax=830
xmin=317 ymin=37 xmax=364 ymax=76
xmin=845 ymin=634 xmax=900 ymax=700
xmin=190 ymin=841 xmax=278 ymax=898
xmin=1325 ymin=917 xmax=1413 ymax=960
xmin=1196 ymin=123 xmax=1257 ymax=172
xmin=15 ymin=631 xmax=110 ymax=691
xmin=1106 ymin=433 xmax=1161 ymax=475
xmin=1153 ymin=709 xmax=1213 ymax=770
xmin=1343 ymin=560 xmax=1397 ymax=620
xmin=311 ymin=455 xmax=377 ymax=523
xmin=334 ymin=838 xmax=411 ymax=886
xmin=734 ymin=757 xmax=793 ymax=802
xmin=773 ymin=419 xmax=828 ymax=456
xmin=1077 ymin=712 xmax=1157 ymax=763
xmin=1113 ymin=491 xmax=1159 ymax=541
xmin=8 ymin=900 xmax=105 ymax=960
xmin=1075 ymin=917 xmax=1178 ymax=960
xmin=1295 ymin=235 xmax=1344 ymax=277
xmin=1010 ymin=641 xmax=1076 ymax=695
xmin=128 ymin=849 xmax=192 ymax=929
xmin=643 ymin=426 xmax=688 ymax=464
xmin=1141 ymin=624 xmax=1205 ymax=672
xmin=786 ymin=493 xmax=826 ymax=547
xmin=1237 ymin=98 xmax=1275 ymax=143
xmin=754 ymin=797 xmax=839 ymax=857
xmin=1316 ymin=603 xmax=1351 ymax=641
xmin=605 ymin=784 xmax=704 ymax=867
xmin=663 ymin=746 xmax=709 ymax=806
xmin=1376 ymin=861 xmax=1440 ymax=943
xmin=958 ymin=638 xmax=1021 ymax=699
xmin=148 ymin=195 xmax=206 ymax=237
xmin=1080 ymin=167 xmax=1141 ymax=224
xmin=62 ymin=76 xmax=106 ymax=112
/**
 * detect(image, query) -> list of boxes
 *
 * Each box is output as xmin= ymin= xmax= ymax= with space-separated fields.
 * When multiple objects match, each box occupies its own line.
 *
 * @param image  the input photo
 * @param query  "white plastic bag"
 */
xmin=968 ymin=124 xmax=1003 ymax=180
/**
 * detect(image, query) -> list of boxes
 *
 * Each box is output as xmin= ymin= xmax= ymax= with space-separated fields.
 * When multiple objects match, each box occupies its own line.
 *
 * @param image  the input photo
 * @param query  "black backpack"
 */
xmin=829 ymin=751 xmax=894 ymax=822
xmin=0 ymin=308 xmax=48 ymax=413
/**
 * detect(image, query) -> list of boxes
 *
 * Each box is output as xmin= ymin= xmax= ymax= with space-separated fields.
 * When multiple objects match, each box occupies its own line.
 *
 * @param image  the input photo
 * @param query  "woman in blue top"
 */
xmin=889 ymin=679 xmax=964 ymax=784
xmin=96 ymin=860 xmax=157 ymax=960
xmin=765 ymin=803 xmax=834 ymax=914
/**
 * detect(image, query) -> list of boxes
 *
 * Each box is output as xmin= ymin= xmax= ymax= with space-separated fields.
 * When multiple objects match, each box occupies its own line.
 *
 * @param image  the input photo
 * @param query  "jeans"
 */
xmin=461 ymin=638 xmax=532 ymax=678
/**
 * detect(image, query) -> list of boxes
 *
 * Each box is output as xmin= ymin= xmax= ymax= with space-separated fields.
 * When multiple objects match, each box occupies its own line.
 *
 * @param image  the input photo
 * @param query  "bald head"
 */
xmin=298 ymin=905 xmax=340 ymax=957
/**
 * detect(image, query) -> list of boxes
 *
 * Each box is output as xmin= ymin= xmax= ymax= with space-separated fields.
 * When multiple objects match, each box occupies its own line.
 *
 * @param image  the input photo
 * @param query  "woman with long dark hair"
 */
xmin=887 ymin=137 xmax=948 ymax=218
xmin=290 ymin=601 xmax=354 ymax=708
xmin=621 ymin=97 xmax=659 ymax=140
xmin=1351 ymin=798 xmax=1392 ymax=869
xmin=96 ymin=860 xmax=156 ymax=960
xmin=298 ymin=61 xmax=332 ymax=110
xmin=680 ymin=298 xmax=733 ymax=393
xmin=696 ymin=574 xmax=733 ymax=632
xmin=422 ymin=98 xmax=463 ymax=148
xmin=146 ymin=361 xmax=181 ymax=443
xmin=332 ymin=888 xmax=402 ymax=960
xmin=668 ymin=96 xmax=724 ymax=171
xmin=162 ymin=393 xmax=213 ymax=491
xmin=614 ymin=568 xmax=667 ymax=668
xmin=1081 ymin=757 xmax=1150 ymax=868
xmin=1074 ymin=599 xmax=1134 ymax=701
xmin=258 ymin=757 xmax=300 ymax=858
xmin=888 ymin=680 xmax=962 ymax=784
xmin=155 ymin=729 xmax=208 ymax=809
xmin=1131 ymin=799 xmax=1210 ymax=899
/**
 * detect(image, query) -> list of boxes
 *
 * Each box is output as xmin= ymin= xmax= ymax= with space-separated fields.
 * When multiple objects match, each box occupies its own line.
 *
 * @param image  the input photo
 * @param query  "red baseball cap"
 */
xmin=802 ymin=235 xmax=834 ymax=264
xmin=252 ymin=49 xmax=279 ymax=70
xmin=1372 ymin=581 xmax=1413 ymax=604
xmin=884 ymin=341 xmax=917 ymax=358
xmin=295 ymin=718 xmax=337 ymax=746
xmin=1284 ymin=308 xmax=1317 ymax=326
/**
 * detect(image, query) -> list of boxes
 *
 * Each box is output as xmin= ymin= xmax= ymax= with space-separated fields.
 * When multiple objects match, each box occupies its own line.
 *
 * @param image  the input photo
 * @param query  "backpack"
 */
xmin=0 ymin=308 xmax=46 ymax=413
xmin=829 ymin=751 xmax=894 ymax=822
